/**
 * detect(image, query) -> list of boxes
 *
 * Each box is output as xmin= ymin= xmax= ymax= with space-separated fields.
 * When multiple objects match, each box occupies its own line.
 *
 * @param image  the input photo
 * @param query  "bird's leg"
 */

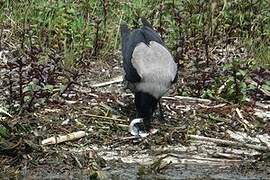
xmin=158 ymin=101 xmax=165 ymax=122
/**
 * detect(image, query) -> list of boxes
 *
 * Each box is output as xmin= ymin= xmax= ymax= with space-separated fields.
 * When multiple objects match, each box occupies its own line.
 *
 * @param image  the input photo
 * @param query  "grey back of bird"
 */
xmin=120 ymin=19 xmax=177 ymax=99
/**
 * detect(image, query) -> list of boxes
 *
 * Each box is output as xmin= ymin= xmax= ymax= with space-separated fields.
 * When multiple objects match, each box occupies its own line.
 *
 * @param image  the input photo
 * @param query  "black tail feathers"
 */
xmin=141 ymin=18 xmax=153 ymax=29
xmin=120 ymin=23 xmax=129 ymax=36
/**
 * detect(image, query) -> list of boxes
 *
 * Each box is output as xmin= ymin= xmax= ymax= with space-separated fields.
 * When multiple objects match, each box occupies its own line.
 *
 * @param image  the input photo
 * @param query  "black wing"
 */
xmin=120 ymin=23 xmax=141 ymax=83
xmin=120 ymin=19 xmax=164 ymax=83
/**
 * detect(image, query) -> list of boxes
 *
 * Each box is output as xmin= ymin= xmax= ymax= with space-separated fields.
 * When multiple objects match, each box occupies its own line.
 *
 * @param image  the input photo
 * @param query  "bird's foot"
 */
xmin=129 ymin=118 xmax=158 ymax=137
xmin=133 ymin=128 xmax=158 ymax=138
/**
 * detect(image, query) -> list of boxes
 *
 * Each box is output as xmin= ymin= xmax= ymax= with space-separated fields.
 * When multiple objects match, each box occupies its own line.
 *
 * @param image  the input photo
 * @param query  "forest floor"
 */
xmin=1 ymin=50 xmax=270 ymax=179
xmin=0 ymin=1 xmax=269 ymax=178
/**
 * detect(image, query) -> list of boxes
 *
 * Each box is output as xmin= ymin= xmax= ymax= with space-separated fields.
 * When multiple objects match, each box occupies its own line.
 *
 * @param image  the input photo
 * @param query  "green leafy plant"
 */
xmin=202 ymin=59 xmax=264 ymax=104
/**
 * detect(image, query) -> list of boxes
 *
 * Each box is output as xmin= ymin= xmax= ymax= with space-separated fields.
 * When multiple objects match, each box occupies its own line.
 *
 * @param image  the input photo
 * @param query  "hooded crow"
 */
xmin=120 ymin=18 xmax=178 ymax=135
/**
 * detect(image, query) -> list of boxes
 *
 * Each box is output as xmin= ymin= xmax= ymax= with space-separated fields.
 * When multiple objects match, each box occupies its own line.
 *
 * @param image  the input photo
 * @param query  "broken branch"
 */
xmin=42 ymin=131 xmax=86 ymax=145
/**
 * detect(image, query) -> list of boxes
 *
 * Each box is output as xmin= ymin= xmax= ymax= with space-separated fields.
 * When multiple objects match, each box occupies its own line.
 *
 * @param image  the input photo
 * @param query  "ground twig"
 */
xmin=189 ymin=135 xmax=268 ymax=152
xmin=90 ymin=76 xmax=123 ymax=88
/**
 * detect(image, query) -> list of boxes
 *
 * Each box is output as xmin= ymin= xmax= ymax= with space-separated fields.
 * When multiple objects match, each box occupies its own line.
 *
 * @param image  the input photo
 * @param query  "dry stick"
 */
xmin=252 ymin=102 xmax=270 ymax=109
xmin=41 ymin=131 xmax=86 ymax=145
xmin=227 ymin=130 xmax=270 ymax=150
xmin=90 ymin=77 xmax=213 ymax=104
xmin=95 ymin=120 xmax=128 ymax=128
xmin=198 ymin=103 xmax=227 ymax=109
xmin=163 ymin=96 xmax=212 ymax=104
xmin=71 ymin=153 xmax=83 ymax=168
xmin=0 ymin=107 xmax=12 ymax=117
xmin=83 ymin=113 xmax=127 ymax=123
xmin=188 ymin=135 xmax=268 ymax=152
xmin=76 ymin=89 xmax=99 ymax=97
xmin=90 ymin=76 xmax=123 ymax=88
xmin=235 ymin=107 xmax=254 ymax=129
xmin=211 ymin=152 xmax=242 ymax=159
xmin=168 ymin=153 xmax=244 ymax=163
xmin=120 ymin=136 xmax=139 ymax=140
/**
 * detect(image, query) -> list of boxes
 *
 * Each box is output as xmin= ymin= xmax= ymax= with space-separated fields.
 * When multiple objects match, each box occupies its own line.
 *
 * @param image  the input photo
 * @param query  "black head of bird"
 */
xmin=120 ymin=18 xmax=178 ymax=135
